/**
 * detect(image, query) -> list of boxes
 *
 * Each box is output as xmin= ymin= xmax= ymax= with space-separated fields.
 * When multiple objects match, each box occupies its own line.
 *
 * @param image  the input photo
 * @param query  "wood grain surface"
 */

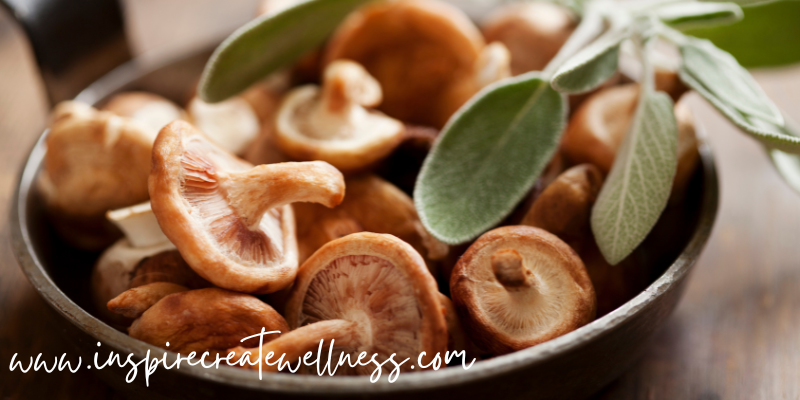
xmin=0 ymin=2 xmax=798 ymax=399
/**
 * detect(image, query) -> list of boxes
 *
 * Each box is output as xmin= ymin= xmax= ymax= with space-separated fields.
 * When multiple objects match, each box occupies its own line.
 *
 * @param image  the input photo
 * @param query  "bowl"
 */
xmin=8 ymin=6 xmax=719 ymax=400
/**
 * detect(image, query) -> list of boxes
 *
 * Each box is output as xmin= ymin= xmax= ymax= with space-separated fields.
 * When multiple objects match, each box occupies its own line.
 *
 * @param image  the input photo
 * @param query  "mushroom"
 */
xmin=91 ymin=202 xmax=212 ymax=324
xmin=38 ymin=101 xmax=155 ymax=250
xmin=450 ymin=226 xmax=596 ymax=355
xmin=149 ymin=120 xmax=345 ymax=294
xmin=187 ymin=95 xmax=261 ymax=155
xmin=324 ymin=0 xmax=488 ymax=128
xmin=240 ymin=72 xmax=294 ymax=166
xmin=229 ymin=232 xmax=448 ymax=374
xmin=481 ymin=1 xmax=576 ymax=76
xmin=294 ymin=174 xmax=448 ymax=271
xmin=520 ymin=164 xmax=604 ymax=253
xmin=273 ymin=59 xmax=405 ymax=173
xmin=519 ymin=165 xmax=648 ymax=316
xmin=437 ymin=293 xmax=478 ymax=359
xmin=560 ymin=83 xmax=699 ymax=200
xmin=101 ymin=91 xmax=187 ymax=139
xmin=110 ymin=286 xmax=288 ymax=356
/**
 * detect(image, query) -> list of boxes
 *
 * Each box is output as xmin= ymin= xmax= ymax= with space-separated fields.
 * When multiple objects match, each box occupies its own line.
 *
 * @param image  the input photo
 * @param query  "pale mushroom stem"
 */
xmin=492 ymin=249 xmax=533 ymax=289
xmin=321 ymin=60 xmax=382 ymax=114
xmin=223 ymin=161 xmax=345 ymax=230
xmin=229 ymin=319 xmax=361 ymax=372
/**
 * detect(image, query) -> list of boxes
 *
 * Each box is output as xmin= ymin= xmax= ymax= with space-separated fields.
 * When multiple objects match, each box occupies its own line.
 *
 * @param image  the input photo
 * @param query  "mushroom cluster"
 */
xmin=40 ymin=0 xmax=702 ymax=378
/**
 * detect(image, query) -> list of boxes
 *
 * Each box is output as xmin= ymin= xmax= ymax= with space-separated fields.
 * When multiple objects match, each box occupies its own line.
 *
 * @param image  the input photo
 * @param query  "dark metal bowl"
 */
xmin=9 ymin=45 xmax=719 ymax=399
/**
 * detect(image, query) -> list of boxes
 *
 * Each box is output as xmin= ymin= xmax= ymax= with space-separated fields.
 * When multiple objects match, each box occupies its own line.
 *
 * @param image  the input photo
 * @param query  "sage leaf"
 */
xmin=551 ymin=29 xmax=629 ymax=94
xmin=686 ymin=0 xmax=800 ymax=68
xmin=415 ymin=73 xmax=565 ymax=244
xmin=198 ymin=0 xmax=374 ymax=103
xmin=591 ymin=90 xmax=678 ymax=265
xmin=679 ymin=36 xmax=783 ymax=125
xmin=767 ymin=116 xmax=800 ymax=194
xmin=678 ymin=69 xmax=800 ymax=154
xmin=702 ymin=0 xmax=780 ymax=7
xmin=656 ymin=2 xmax=743 ymax=30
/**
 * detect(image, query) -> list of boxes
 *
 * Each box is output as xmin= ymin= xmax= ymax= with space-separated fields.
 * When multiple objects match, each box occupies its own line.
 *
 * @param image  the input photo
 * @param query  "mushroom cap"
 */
xmin=274 ymin=61 xmax=405 ymax=173
xmin=450 ymin=226 xmax=596 ymax=355
xmin=188 ymin=95 xmax=261 ymax=155
xmin=149 ymin=120 xmax=344 ymax=294
xmin=284 ymin=232 xmax=447 ymax=374
xmin=324 ymin=0 xmax=484 ymax=128
xmin=42 ymin=101 xmax=153 ymax=219
xmin=561 ymin=83 xmax=699 ymax=198
xmin=101 ymin=91 xmax=187 ymax=140
xmin=482 ymin=2 xmax=576 ymax=76
xmin=521 ymin=164 xmax=604 ymax=253
xmin=127 ymin=287 xmax=288 ymax=355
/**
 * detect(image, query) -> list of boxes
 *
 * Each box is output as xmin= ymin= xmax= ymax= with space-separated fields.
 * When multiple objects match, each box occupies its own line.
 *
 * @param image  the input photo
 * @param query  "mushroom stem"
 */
xmin=223 ymin=161 xmax=345 ymax=230
xmin=321 ymin=60 xmax=382 ymax=113
xmin=231 ymin=319 xmax=361 ymax=372
xmin=492 ymin=249 xmax=532 ymax=289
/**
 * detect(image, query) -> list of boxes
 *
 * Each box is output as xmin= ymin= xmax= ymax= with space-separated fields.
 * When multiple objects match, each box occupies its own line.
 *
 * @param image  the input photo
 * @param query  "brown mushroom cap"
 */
xmin=121 ymin=287 xmax=288 ymax=355
xmin=560 ymin=83 xmax=699 ymax=199
xmin=451 ymin=226 xmax=596 ymax=355
xmin=294 ymin=174 xmax=448 ymax=269
xmin=149 ymin=120 xmax=345 ymax=294
xmin=107 ymin=282 xmax=189 ymax=319
xmin=234 ymin=232 xmax=447 ymax=375
xmin=482 ymin=2 xmax=576 ymax=76
xmin=274 ymin=60 xmax=405 ymax=173
xmin=101 ymin=91 xmax=187 ymax=139
xmin=520 ymin=164 xmax=604 ymax=253
xmin=324 ymin=0 xmax=485 ymax=128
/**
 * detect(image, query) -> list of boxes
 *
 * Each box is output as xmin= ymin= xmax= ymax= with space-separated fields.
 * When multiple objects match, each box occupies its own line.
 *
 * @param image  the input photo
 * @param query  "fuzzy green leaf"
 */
xmin=551 ymin=29 xmax=628 ymax=94
xmin=198 ymin=0 xmax=374 ymax=103
xmin=415 ymin=73 xmax=566 ymax=244
xmin=656 ymin=2 xmax=743 ymax=29
xmin=591 ymin=89 xmax=678 ymax=265
xmin=767 ymin=116 xmax=800 ymax=194
xmin=702 ymin=0 xmax=781 ymax=7
xmin=680 ymin=36 xmax=783 ymax=125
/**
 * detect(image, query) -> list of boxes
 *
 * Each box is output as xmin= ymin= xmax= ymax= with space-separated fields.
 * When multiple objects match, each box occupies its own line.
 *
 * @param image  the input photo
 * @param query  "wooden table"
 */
xmin=1 ymin=2 xmax=798 ymax=399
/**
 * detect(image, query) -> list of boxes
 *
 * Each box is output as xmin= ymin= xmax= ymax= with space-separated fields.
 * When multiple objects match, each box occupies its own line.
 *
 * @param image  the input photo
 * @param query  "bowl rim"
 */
xmin=9 ymin=50 xmax=720 ymax=395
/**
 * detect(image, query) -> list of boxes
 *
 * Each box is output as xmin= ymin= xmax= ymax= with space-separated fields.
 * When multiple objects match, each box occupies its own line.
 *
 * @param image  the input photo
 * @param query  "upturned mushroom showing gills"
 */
xmin=451 ymin=226 xmax=596 ymax=355
xmin=149 ymin=120 xmax=345 ymax=294
xmin=324 ymin=0 xmax=487 ymax=128
xmin=229 ymin=232 xmax=447 ymax=375
xmin=38 ymin=101 xmax=156 ymax=250
xmin=274 ymin=60 xmax=404 ymax=173
xmin=109 ymin=286 xmax=288 ymax=356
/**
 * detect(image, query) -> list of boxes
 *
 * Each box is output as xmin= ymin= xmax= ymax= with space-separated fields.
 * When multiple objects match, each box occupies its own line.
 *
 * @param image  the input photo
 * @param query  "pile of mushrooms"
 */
xmin=38 ymin=0 xmax=705 ymax=377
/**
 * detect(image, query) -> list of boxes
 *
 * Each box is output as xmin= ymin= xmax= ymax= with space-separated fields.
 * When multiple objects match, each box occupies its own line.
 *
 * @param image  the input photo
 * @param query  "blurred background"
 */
xmin=0 ymin=0 xmax=798 ymax=399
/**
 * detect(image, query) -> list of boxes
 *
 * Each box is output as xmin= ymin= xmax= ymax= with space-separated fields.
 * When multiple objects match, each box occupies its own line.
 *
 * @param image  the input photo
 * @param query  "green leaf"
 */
xmin=678 ymin=69 xmax=800 ymax=153
xmin=198 ymin=0 xmax=375 ymax=103
xmin=767 ymin=115 xmax=800 ymax=194
xmin=656 ymin=2 xmax=743 ymax=29
xmin=551 ymin=29 xmax=628 ymax=94
xmin=591 ymin=89 xmax=678 ymax=265
xmin=686 ymin=1 xmax=800 ymax=68
xmin=415 ymin=73 xmax=566 ymax=244
xmin=679 ymin=36 xmax=783 ymax=125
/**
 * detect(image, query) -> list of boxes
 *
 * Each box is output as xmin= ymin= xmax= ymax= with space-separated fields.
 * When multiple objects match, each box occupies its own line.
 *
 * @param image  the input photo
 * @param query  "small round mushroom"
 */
xmin=294 ymin=174 xmax=448 ymax=270
xmin=520 ymin=164 xmax=604 ymax=253
xmin=450 ymin=226 xmax=596 ymax=355
xmin=187 ymin=95 xmax=261 ymax=155
xmin=101 ymin=91 xmax=187 ymax=140
xmin=274 ymin=60 xmax=405 ymax=173
xmin=560 ymin=83 xmax=699 ymax=200
xmin=149 ymin=120 xmax=345 ymax=294
xmin=481 ymin=2 xmax=576 ymax=76
xmin=324 ymin=0 xmax=486 ymax=128
xmin=39 ymin=101 xmax=156 ymax=249
xmin=230 ymin=232 xmax=448 ymax=374
xmin=110 ymin=286 xmax=288 ymax=356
